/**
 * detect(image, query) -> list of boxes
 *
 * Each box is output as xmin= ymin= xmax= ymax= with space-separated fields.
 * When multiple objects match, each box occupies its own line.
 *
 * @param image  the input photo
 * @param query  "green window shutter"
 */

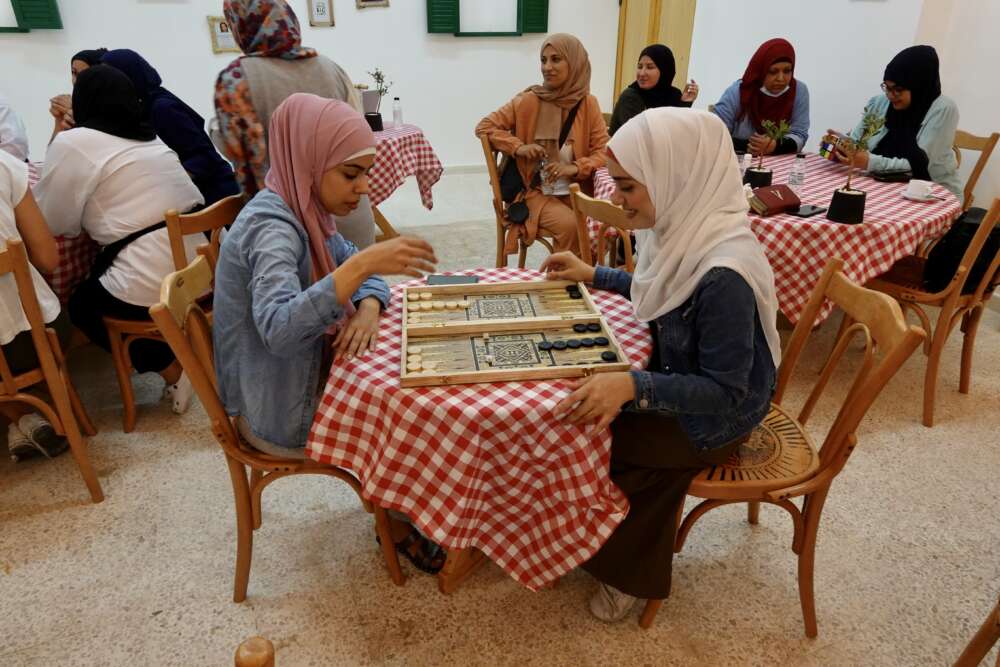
xmin=519 ymin=0 xmax=548 ymax=33
xmin=11 ymin=0 xmax=63 ymax=29
xmin=426 ymin=0 xmax=459 ymax=34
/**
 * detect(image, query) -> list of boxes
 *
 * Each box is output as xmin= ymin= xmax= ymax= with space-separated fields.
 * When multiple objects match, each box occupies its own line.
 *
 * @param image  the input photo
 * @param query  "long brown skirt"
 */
xmin=582 ymin=411 xmax=738 ymax=599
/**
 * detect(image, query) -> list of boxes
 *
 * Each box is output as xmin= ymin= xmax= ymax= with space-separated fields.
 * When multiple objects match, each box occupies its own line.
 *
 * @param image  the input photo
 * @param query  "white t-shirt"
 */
xmin=0 ymin=150 xmax=61 ymax=345
xmin=0 ymin=93 xmax=29 ymax=162
xmin=35 ymin=128 xmax=204 ymax=307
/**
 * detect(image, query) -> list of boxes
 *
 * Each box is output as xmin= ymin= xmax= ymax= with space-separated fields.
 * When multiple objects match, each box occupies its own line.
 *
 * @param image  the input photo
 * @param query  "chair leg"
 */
xmin=959 ymin=306 xmax=984 ymax=395
xmin=49 ymin=377 xmax=103 ymax=503
xmin=226 ymin=456 xmax=254 ymax=603
xmin=639 ymin=599 xmax=664 ymax=629
xmin=798 ymin=487 xmax=829 ymax=638
xmin=517 ymin=242 xmax=528 ymax=269
xmin=953 ymin=597 xmax=1000 ymax=667
xmin=106 ymin=327 xmax=137 ymax=433
xmin=373 ymin=505 xmax=405 ymax=586
xmin=923 ymin=324 xmax=949 ymax=428
xmin=496 ymin=222 xmax=507 ymax=268
xmin=748 ymin=501 xmax=760 ymax=525
xmin=250 ymin=469 xmax=264 ymax=530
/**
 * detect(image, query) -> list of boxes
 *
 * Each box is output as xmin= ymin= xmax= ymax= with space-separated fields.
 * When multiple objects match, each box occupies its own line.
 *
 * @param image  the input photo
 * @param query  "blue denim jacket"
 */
xmin=213 ymin=190 xmax=390 ymax=449
xmin=594 ymin=265 xmax=776 ymax=451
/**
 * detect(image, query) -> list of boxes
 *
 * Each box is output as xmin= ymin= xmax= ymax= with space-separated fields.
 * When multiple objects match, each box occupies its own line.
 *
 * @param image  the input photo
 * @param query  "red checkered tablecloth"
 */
xmin=370 ymin=124 xmax=444 ymax=209
xmin=594 ymin=154 xmax=962 ymax=323
xmin=28 ymin=162 xmax=100 ymax=304
xmin=306 ymin=267 xmax=653 ymax=590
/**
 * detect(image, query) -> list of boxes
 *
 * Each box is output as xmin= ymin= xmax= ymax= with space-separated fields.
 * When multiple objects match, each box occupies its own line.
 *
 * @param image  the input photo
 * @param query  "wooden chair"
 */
xmin=953 ymin=595 xmax=1000 ymax=667
xmin=638 ymin=258 xmax=926 ymax=636
xmin=480 ymin=134 xmax=554 ymax=268
xmin=952 ymin=130 xmax=999 ymax=211
xmin=373 ymin=206 xmax=400 ymax=244
xmin=834 ymin=198 xmax=1000 ymax=427
xmin=104 ymin=196 xmax=245 ymax=432
xmin=149 ymin=256 xmax=403 ymax=602
xmin=602 ymin=111 xmax=612 ymax=128
xmin=0 ymin=240 xmax=102 ymax=502
xmin=569 ymin=183 xmax=635 ymax=272
xmin=235 ymin=636 xmax=275 ymax=667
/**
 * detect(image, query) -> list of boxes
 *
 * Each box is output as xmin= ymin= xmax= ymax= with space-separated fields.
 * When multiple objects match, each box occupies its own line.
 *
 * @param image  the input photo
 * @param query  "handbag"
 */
xmin=923 ymin=208 xmax=1000 ymax=293
xmin=498 ymin=99 xmax=583 ymax=205
xmin=748 ymin=184 xmax=801 ymax=217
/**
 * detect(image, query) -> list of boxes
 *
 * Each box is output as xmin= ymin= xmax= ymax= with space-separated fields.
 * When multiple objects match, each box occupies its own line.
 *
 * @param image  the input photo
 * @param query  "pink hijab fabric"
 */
xmin=264 ymin=93 xmax=375 ymax=282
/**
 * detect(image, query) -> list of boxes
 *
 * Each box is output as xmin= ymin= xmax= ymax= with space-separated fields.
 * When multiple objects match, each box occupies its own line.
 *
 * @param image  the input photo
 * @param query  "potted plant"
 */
xmin=743 ymin=119 xmax=790 ymax=188
xmin=362 ymin=67 xmax=392 ymax=131
xmin=827 ymin=105 xmax=885 ymax=224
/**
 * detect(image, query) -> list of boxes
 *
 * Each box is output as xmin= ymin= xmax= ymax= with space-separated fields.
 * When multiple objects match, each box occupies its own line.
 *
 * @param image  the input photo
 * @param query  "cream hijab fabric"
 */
xmin=608 ymin=108 xmax=781 ymax=367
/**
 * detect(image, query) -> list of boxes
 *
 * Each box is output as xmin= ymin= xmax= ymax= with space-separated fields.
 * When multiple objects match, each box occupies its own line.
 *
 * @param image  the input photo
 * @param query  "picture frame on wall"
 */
xmin=356 ymin=0 xmax=389 ymax=8
xmin=207 ymin=16 xmax=241 ymax=54
xmin=308 ymin=0 xmax=335 ymax=26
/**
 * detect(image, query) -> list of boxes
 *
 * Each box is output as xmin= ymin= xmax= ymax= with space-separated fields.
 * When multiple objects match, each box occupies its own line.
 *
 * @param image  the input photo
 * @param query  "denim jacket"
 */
xmin=594 ymin=265 xmax=776 ymax=451
xmin=213 ymin=190 xmax=390 ymax=449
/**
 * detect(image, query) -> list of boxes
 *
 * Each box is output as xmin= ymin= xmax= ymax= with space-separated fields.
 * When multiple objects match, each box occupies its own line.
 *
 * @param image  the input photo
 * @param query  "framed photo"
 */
xmin=308 ymin=0 xmax=334 ymax=26
xmin=356 ymin=0 xmax=389 ymax=7
xmin=207 ymin=16 xmax=240 ymax=54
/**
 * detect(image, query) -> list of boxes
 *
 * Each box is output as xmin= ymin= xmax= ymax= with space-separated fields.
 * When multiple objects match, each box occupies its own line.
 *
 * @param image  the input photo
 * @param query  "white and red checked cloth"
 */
xmin=27 ymin=162 xmax=100 ymax=304
xmin=370 ymin=124 xmax=444 ymax=209
xmin=594 ymin=153 xmax=961 ymax=323
xmin=307 ymin=267 xmax=653 ymax=590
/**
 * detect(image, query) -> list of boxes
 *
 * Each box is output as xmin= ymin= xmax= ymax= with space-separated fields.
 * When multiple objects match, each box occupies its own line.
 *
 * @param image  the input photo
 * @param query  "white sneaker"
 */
xmin=9 ymin=415 xmax=68 ymax=461
xmin=589 ymin=583 xmax=639 ymax=623
xmin=163 ymin=372 xmax=195 ymax=414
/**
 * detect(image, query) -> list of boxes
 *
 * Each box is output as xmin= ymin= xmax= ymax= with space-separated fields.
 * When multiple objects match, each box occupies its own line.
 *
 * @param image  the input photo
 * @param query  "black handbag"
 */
xmin=498 ymin=99 xmax=583 ymax=205
xmin=923 ymin=208 xmax=1000 ymax=293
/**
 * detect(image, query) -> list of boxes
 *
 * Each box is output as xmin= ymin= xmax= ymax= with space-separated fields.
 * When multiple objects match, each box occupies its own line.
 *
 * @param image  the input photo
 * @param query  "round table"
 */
xmin=593 ymin=153 xmax=962 ymax=324
xmin=306 ymin=267 xmax=653 ymax=591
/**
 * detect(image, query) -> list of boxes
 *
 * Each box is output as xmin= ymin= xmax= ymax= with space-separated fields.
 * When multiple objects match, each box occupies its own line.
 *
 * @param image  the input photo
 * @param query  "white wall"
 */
xmin=917 ymin=0 xmax=1000 ymax=207
xmin=688 ymin=0 xmax=924 ymax=153
xmin=0 ymin=0 xmax=618 ymax=167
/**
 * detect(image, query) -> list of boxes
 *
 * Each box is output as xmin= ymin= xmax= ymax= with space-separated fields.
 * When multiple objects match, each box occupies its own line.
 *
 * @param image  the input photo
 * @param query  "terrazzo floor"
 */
xmin=1 ymin=174 xmax=998 ymax=666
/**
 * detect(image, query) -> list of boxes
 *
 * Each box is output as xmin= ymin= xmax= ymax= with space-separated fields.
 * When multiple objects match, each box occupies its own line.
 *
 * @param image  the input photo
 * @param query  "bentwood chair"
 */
xmin=481 ymin=134 xmax=555 ymax=268
xmin=638 ymin=258 xmax=925 ymax=636
xmin=104 ymin=195 xmax=245 ymax=432
xmin=149 ymin=256 xmax=403 ymax=602
xmin=952 ymin=594 xmax=1000 ymax=667
xmin=569 ymin=183 xmax=635 ymax=272
xmin=952 ymin=130 xmax=998 ymax=211
xmin=373 ymin=206 xmax=401 ymax=244
xmin=833 ymin=198 xmax=1000 ymax=427
xmin=0 ymin=240 xmax=102 ymax=502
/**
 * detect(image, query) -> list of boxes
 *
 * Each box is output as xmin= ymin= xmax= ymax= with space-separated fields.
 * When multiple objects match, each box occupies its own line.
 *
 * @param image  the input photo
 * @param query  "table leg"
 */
xmin=437 ymin=547 xmax=487 ymax=594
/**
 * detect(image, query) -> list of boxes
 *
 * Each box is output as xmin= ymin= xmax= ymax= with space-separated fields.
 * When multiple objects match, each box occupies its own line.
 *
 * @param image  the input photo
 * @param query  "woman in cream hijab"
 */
xmin=476 ymin=33 xmax=609 ymax=258
xmin=543 ymin=108 xmax=780 ymax=622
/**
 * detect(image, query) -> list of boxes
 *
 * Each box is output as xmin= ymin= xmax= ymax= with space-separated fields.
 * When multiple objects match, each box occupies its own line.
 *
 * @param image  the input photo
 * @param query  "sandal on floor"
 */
xmin=377 ymin=528 xmax=447 ymax=575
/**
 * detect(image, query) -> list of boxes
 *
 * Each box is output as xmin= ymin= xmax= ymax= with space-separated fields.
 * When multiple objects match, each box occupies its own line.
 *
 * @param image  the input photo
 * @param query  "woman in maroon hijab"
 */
xmin=711 ymin=38 xmax=811 ymax=155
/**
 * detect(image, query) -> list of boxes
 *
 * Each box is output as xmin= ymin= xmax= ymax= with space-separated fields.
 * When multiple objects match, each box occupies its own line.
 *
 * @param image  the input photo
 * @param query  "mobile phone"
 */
xmin=426 ymin=274 xmax=479 ymax=286
xmin=789 ymin=205 xmax=827 ymax=218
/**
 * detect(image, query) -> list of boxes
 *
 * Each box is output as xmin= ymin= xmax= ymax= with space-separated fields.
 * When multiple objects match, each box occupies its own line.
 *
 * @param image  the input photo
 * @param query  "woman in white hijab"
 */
xmin=544 ymin=108 xmax=780 ymax=622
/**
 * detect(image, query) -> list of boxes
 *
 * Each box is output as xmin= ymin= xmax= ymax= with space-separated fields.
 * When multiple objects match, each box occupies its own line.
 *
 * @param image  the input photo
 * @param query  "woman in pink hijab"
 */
xmin=213 ymin=93 xmax=445 ymax=572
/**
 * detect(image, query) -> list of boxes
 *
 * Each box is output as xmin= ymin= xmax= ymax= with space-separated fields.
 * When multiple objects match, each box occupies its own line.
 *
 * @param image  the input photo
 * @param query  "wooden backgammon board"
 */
xmin=400 ymin=280 xmax=632 ymax=387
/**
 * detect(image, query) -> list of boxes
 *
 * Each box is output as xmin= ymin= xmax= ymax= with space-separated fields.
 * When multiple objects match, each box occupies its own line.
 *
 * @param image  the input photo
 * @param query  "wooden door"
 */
xmin=614 ymin=0 xmax=697 ymax=105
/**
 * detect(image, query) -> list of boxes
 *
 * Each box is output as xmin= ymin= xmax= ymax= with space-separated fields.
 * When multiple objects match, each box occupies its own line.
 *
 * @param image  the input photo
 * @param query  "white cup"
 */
xmin=905 ymin=179 xmax=933 ymax=198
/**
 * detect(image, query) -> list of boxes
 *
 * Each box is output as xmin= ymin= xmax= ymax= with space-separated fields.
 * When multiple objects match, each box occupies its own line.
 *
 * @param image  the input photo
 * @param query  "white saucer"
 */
xmin=902 ymin=192 xmax=938 ymax=203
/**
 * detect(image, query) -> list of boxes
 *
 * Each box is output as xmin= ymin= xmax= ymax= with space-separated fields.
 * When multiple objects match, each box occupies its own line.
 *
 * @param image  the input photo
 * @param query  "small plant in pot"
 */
xmin=743 ymin=119 xmax=790 ymax=188
xmin=362 ymin=67 xmax=392 ymax=131
xmin=827 ymin=105 xmax=885 ymax=224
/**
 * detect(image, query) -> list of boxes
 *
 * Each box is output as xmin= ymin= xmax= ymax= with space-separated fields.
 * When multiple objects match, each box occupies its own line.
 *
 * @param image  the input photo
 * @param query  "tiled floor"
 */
xmin=1 ymin=174 xmax=998 ymax=666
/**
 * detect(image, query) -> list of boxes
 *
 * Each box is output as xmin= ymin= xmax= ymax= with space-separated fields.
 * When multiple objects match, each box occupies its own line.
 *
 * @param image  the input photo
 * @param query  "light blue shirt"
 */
xmin=851 ymin=94 xmax=962 ymax=202
xmin=712 ymin=79 xmax=811 ymax=151
xmin=213 ymin=190 xmax=390 ymax=449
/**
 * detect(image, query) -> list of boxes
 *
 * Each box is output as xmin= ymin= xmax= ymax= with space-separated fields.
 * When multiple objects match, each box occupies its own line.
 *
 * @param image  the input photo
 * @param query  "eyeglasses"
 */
xmin=880 ymin=82 xmax=908 ymax=96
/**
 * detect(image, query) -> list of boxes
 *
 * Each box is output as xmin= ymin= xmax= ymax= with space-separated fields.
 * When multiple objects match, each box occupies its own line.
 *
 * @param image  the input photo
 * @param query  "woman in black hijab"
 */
xmin=49 ymin=47 xmax=109 ymax=139
xmin=834 ymin=45 xmax=962 ymax=200
xmin=71 ymin=65 xmax=155 ymax=142
xmin=608 ymin=44 xmax=698 ymax=135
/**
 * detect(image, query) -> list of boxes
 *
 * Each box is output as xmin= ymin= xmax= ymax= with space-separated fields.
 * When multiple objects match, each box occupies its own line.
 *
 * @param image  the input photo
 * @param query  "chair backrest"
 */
xmin=165 ymin=194 xmax=245 ymax=272
xmin=568 ymin=183 xmax=635 ymax=271
xmin=149 ymin=256 xmax=248 ymax=461
xmin=480 ymin=134 xmax=507 ymax=222
xmin=0 ymin=240 xmax=62 ymax=396
xmin=954 ymin=130 xmax=999 ymax=210
xmin=775 ymin=258 xmax=925 ymax=480
xmin=602 ymin=111 xmax=612 ymax=128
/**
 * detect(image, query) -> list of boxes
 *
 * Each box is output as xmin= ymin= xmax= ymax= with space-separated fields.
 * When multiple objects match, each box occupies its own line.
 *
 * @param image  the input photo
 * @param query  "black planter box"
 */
xmin=828 ymin=188 xmax=867 ymax=224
